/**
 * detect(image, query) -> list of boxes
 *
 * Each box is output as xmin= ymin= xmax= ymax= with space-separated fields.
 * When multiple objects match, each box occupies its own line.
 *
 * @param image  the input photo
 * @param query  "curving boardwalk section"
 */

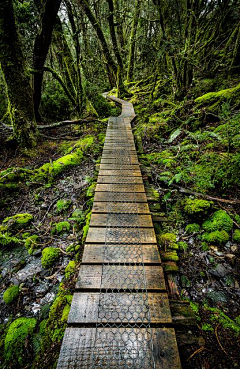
xmin=57 ymin=97 xmax=181 ymax=368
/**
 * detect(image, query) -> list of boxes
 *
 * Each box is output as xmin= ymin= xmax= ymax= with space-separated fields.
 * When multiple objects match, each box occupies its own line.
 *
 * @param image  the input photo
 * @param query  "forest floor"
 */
xmin=0 ymin=86 xmax=240 ymax=368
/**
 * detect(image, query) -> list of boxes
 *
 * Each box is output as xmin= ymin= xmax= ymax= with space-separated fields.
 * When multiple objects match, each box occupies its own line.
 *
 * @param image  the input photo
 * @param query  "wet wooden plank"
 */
xmin=98 ymin=169 xmax=142 ymax=176
xmin=76 ymin=265 xmax=165 ymax=290
xmin=95 ymin=183 xmax=145 ymax=193
xmin=89 ymin=213 xmax=153 ymax=227
xmin=86 ymin=227 xmax=157 ymax=244
xmin=94 ymin=192 xmax=147 ymax=202
xmin=57 ymin=327 xmax=181 ymax=369
xmin=82 ymin=244 xmax=161 ymax=264
xmin=101 ymin=158 xmax=139 ymax=164
xmin=97 ymin=175 xmax=143 ymax=184
xmin=68 ymin=292 xmax=171 ymax=324
xmin=92 ymin=201 xmax=150 ymax=213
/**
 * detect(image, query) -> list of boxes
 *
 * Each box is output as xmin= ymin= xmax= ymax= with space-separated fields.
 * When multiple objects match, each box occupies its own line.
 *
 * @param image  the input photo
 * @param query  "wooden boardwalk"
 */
xmin=57 ymin=97 xmax=181 ymax=368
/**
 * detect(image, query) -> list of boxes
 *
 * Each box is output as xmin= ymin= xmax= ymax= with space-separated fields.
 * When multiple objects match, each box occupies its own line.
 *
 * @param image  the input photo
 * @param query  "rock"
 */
xmin=225 ymin=253 xmax=236 ymax=264
xmin=231 ymin=245 xmax=238 ymax=253
xmin=209 ymin=264 xmax=229 ymax=278
xmin=40 ymin=292 xmax=55 ymax=305
xmin=11 ymin=259 xmax=42 ymax=284
xmin=206 ymin=290 xmax=228 ymax=304
xmin=32 ymin=303 xmax=41 ymax=315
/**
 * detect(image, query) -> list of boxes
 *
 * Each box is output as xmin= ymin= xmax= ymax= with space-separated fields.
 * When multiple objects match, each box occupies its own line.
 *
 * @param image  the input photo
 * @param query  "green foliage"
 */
xmin=52 ymin=221 xmax=71 ymax=235
xmin=65 ymin=260 xmax=76 ymax=279
xmin=4 ymin=317 xmax=37 ymax=366
xmin=185 ymin=223 xmax=201 ymax=234
xmin=202 ymin=230 xmax=229 ymax=244
xmin=56 ymin=199 xmax=72 ymax=214
xmin=2 ymin=213 xmax=33 ymax=230
xmin=40 ymin=79 xmax=72 ymax=121
xmin=86 ymin=182 xmax=96 ymax=197
xmin=178 ymin=241 xmax=188 ymax=251
xmin=41 ymin=247 xmax=60 ymax=269
xmin=3 ymin=285 xmax=19 ymax=304
xmin=233 ymin=229 xmax=240 ymax=243
xmin=205 ymin=305 xmax=240 ymax=336
xmin=184 ymin=199 xmax=212 ymax=216
xmin=82 ymin=211 xmax=92 ymax=244
xmin=24 ymin=235 xmax=39 ymax=255
xmin=202 ymin=210 xmax=233 ymax=232
xmin=202 ymin=323 xmax=214 ymax=332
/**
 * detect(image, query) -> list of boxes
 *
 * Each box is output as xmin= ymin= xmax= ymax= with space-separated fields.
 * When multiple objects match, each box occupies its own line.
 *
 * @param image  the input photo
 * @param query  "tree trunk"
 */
xmin=127 ymin=0 xmax=142 ymax=82
xmin=33 ymin=0 xmax=62 ymax=121
xmin=0 ymin=0 xmax=38 ymax=147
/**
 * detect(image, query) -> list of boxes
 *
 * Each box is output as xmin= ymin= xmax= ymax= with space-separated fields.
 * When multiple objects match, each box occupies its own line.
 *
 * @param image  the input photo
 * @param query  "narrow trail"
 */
xmin=57 ymin=97 xmax=181 ymax=368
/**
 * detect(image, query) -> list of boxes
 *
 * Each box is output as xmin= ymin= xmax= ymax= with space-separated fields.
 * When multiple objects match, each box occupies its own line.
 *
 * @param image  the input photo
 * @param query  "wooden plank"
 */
xmin=95 ymin=184 xmax=145 ymax=193
xmin=99 ymin=164 xmax=140 ymax=170
xmin=68 ymin=292 xmax=172 ymax=324
xmin=86 ymin=227 xmax=157 ymax=244
xmin=94 ymin=192 xmax=147 ymax=202
xmin=97 ymin=176 xmax=143 ymax=184
xmin=89 ymin=213 xmax=153 ymax=227
xmin=92 ymin=202 xmax=150 ymax=213
xmin=76 ymin=265 xmax=165 ymax=290
xmin=82 ymin=244 xmax=161 ymax=264
xmin=98 ymin=169 xmax=142 ymax=176
xmin=57 ymin=328 xmax=181 ymax=369
xmin=101 ymin=158 xmax=139 ymax=164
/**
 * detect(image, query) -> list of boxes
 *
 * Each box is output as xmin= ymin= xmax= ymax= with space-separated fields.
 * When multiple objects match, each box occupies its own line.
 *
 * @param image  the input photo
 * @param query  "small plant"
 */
xmin=233 ymin=229 xmax=240 ymax=243
xmin=65 ymin=261 xmax=76 ymax=279
xmin=185 ymin=223 xmax=200 ymax=234
xmin=41 ymin=247 xmax=60 ymax=268
xmin=158 ymin=233 xmax=178 ymax=250
xmin=202 ymin=323 xmax=214 ymax=332
xmin=56 ymin=199 xmax=72 ymax=214
xmin=0 ymin=232 xmax=20 ymax=247
xmin=24 ymin=235 xmax=39 ymax=255
xmin=2 ymin=213 xmax=33 ymax=230
xmin=52 ymin=221 xmax=71 ymax=235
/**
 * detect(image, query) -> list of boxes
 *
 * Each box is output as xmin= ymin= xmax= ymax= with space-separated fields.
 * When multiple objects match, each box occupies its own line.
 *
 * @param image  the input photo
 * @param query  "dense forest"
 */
xmin=0 ymin=0 xmax=240 ymax=368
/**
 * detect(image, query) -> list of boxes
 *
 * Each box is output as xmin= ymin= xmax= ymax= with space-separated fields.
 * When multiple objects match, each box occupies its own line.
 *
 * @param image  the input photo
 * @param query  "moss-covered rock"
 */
xmin=24 ymin=235 xmax=39 ymax=255
xmin=52 ymin=221 xmax=71 ymax=235
xmin=160 ymin=250 xmax=179 ymax=262
xmin=202 ymin=230 xmax=229 ymax=244
xmin=185 ymin=223 xmax=201 ymax=234
xmin=4 ymin=317 xmax=37 ymax=366
xmin=3 ymin=285 xmax=19 ymax=304
xmin=65 ymin=260 xmax=76 ymax=279
xmin=41 ymin=247 xmax=60 ymax=268
xmin=56 ymin=199 xmax=72 ymax=214
xmin=202 ymin=210 xmax=233 ymax=232
xmin=184 ymin=198 xmax=212 ymax=215
xmin=233 ymin=229 xmax=240 ymax=243
xmin=158 ymin=233 xmax=178 ymax=249
xmin=2 ymin=213 xmax=33 ymax=230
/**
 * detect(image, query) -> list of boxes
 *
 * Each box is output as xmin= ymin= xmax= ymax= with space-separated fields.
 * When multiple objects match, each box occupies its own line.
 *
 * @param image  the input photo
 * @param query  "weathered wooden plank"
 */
xmin=86 ymin=227 xmax=157 ymax=244
xmin=57 ymin=328 xmax=181 ymax=369
xmin=98 ymin=169 xmax=142 ymax=176
xmin=101 ymin=158 xmax=139 ymax=164
xmin=92 ymin=202 xmax=150 ymax=213
xmin=95 ymin=183 xmax=145 ymax=193
xmin=68 ymin=292 xmax=171 ymax=324
xmin=94 ymin=192 xmax=147 ymax=202
xmin=82 ymin=244 xmax=161 ymax=264
xmin=89 ymin=213 xmax=153 ymax=227
xmin=76 ymin=265 xmax=165 ymax=290
xmin=97 ymin=175 xmax=143 ymax=184
xmin=99 ymin=164 xmax=140 ymax=170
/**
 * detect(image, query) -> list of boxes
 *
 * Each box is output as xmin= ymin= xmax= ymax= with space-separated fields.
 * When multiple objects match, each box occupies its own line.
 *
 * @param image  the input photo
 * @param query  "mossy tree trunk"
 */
xmin=0 ymin=0 xmax=38 ymax=147
xmin=33 ymin=0 xmax=62 ymax=121
xmin=127 ymin=0 xmax=142 ymax=83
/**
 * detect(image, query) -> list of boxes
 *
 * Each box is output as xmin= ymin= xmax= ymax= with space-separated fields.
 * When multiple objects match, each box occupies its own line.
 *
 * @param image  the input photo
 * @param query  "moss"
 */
xmin=0 ymin=232 xmax=20 ymax=247
xmin=24 ymin=235 xmax=39 ymax=255
xmin=185 ymin=223 xmax=201 ymax=234
xmin=184 ymin=198 xmax=212 ymax=215
xmin=158 ymin=233 xmax=178 ymax=249
xmin=178 ymin=241 xmax=188 ymax=251
xmin=202 ymin=323 xmax=214 ymax=332
xmin=2 ymin=213 xmax=33 ymax=230
xmin=41 ymin=247 xmax=60 ymax=269
xmin=65 ymin=260 xmax=76 ymax=279
xmin=233 ymin=229 xmax=240 ymax=243
xmin=52 ymin=221 xmax=71 ymax=235
xmin=202 ymin=230 xmax=229 ymax=244
xmin=3 ymin=285 xmax=19 ymax=304
xmin=205 ymin=305 xmax=240 ymax=336
xmin=48 ymin=294 xmax=73 ymax=341
xmin=202 ymin=210 xmax=233 ymax=232
xmin=4 ymin=317 xmax=37 ymax=366
xmin=160 ymin=250 xmax=179 ymax=262
xmin=56 ymin=199 xmax=72 ymax=214
xmin=195 ymin=83 xmax=240 ymax=109
xmin=82 ymin=211 xmax=91 ymax=244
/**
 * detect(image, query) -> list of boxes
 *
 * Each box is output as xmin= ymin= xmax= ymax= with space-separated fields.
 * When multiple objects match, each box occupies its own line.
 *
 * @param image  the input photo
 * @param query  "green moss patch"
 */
xmin=24 ymin=235 xmax=39 ymax=255
xmin=0 ymin=232 xmax=20 ymax=247
xmin=65 ymin=261 xmax=76 ymax=279
xmin=185 ymin=223 xmax=201 ymax=234
xmin=202 ymin=210 xmax=233 ymax=232
xmin=52 ymin=221 xmax=71 ymax=235
xmin=184 ymin=199 xmax=212 ymax=215
xmin=158 ymin=233 xmax=178 ymax=250
xmin=2 ymin=213 xmax=33 ymax=230
xmin=3 ymin=285 xmax=20 ymax=304
xmin=233 ymin=229 xmax=240 ymax=243
xmin=41 ymin=247 xmax=60 ymax=269
xmin=4 ymin=317 xmax=37 ymax=366
xmin=202 ymin=230 xmax=229 ymax=244
xmin=56 ymin=199 xmax=72 ymax=214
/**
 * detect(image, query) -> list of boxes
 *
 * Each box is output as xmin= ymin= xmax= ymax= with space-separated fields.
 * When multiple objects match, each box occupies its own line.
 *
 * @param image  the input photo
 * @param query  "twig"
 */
xmin=41 ymin=197 xmax=59 ymax=223
xmin=187 ymin=346 xmax=205 ymax=361
xmin=215 ymin=323 xmax=228 ymax=356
